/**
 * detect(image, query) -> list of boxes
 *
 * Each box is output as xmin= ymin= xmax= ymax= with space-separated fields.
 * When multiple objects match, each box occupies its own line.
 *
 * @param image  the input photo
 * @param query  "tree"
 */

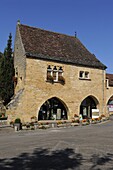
xmin=0 ymin=52 xmax=3 ymax=58
xmin=0 ymin=33 xmax=14 ymax=105
xmin=4 ymin=33 xmax=12 ymax=58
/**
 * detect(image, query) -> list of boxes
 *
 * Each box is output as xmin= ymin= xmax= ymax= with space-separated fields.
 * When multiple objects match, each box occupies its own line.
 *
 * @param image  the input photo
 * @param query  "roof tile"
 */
xmin=18 ymin=24 xmax=106 ymax=69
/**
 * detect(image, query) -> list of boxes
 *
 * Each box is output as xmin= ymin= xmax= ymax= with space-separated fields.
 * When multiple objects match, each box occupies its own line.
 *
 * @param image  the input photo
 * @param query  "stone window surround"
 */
xmin=47 ymin=65 xmax=64 ymax=82
xmin=79 ymin=71 xmax=91 ymax=80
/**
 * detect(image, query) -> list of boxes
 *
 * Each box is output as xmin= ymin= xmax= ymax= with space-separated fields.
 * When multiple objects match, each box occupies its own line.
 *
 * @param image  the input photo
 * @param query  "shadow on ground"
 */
xmin=0 ymin=148 xmax=113 ymax=170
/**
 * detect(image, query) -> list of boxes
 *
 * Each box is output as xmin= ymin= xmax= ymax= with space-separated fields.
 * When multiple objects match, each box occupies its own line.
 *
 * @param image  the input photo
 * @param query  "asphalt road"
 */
xmin=0 ymin=120 xmax=113 ymax=170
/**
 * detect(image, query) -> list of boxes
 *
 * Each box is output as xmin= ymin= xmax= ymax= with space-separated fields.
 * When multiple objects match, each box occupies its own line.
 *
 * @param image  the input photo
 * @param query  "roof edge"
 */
xmin=26 ymin=52 xmax=107 ymax=70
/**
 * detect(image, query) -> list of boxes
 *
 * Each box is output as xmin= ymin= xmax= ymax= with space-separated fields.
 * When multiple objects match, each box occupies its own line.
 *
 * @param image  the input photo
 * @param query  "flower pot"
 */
xmin=14 ymin=123 xmax=21 ymax=131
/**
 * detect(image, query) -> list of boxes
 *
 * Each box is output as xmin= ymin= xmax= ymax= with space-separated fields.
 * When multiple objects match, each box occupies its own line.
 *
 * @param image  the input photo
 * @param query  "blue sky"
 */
xmin=0 ymin=0 xmax=113 ymax=73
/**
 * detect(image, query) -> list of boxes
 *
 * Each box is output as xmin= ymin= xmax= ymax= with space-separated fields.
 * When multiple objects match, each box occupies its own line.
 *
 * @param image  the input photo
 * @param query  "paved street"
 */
xmin=0 ymin=120 xmax=113 ymax=170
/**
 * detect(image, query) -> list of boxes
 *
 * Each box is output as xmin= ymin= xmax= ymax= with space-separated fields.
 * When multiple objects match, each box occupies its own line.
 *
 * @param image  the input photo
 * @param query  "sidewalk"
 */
xmin=0 ymin=126 xmax=14 ymax=134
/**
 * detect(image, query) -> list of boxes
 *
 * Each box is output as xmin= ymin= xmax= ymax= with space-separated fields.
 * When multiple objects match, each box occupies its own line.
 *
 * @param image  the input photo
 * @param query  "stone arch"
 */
xmin=80 ymin=95 xmax=99 ymax=119
xmin=107 ymin=95 xmax=113 ymax=105
xmin=38 ymin=97 xmax=68 ymax=121
xmin=107 ymin=95 xmax=113 ymax=115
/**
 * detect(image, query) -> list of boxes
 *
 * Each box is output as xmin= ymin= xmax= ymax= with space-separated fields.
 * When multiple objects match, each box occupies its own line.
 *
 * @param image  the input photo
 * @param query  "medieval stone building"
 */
xmin=7 ymin=21 xmax=113 ymax=122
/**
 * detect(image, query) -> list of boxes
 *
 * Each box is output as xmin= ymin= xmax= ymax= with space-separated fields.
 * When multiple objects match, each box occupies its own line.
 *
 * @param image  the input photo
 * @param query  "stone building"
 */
xmin=106 ymin=74 xmax=113 ymax=114
xmin=7 ymin=21 xmax=113 ymax=122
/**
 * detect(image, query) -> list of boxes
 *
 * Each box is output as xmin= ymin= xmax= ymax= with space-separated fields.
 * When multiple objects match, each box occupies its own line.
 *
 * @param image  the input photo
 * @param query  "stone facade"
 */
xmin=7 ymin=22 xmax=113 ymax=122
xmin=7 ymin=57 xmax=107 ymax=122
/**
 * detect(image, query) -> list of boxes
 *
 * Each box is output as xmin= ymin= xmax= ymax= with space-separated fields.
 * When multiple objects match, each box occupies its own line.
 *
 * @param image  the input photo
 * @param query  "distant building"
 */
xmin=7 ymin=21 xmax=113 ymax=122
xmin=106 ymin=74 xmax=113 ymax=114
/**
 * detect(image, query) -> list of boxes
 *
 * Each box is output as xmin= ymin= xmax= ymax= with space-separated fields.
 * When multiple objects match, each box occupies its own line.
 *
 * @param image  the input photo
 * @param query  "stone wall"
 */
xmin=14 ymin=24 xmax=26 ymax=93
xmin=7 ymin=57 xmax=107 ymax=122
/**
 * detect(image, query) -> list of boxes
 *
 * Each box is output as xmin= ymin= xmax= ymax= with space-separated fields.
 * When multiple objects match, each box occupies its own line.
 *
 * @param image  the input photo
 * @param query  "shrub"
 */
xmin=82 ymin=119 xmax=87 ymax=123
xmin=71 ymin=119 xmax=79 ymax=123
xmin=30 ymin=122 xmax=34 ymax=126
xmin=100 ymin=114 xmax=105 ymax=118
xmin=57 ymin=121 xmax=62 ymax=125
xmin=26 ymin=122 xmax=30 ymax=128
xmin=14 ymin=118 xmax=21 ymax=123
xmin=31 ymin=116 xmax=37 ymax=119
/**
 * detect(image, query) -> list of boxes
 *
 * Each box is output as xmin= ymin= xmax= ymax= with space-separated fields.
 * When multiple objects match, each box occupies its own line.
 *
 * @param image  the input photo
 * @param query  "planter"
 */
xmin=82 ymin=122 xmax=89 ymax=126
xmin=96 ymin=120 xmax=101 ymax=123
xmin=51 ymin=123 xmax=56 ymax=128
xmin=44 ymin=125 xmax=50 ymax=128
xmin=91 ymin=121 xmax=96 ymax=124
xmin=57 ymin=124 xmax=66 ymax=128
xmin=14 ymin=118 xmax=22 ymax=131
xmin=38 ymin=124 xmax=50 ymax=129
xmin=66 ymin=122 xmax=71 ymax=127
xmin=34 ymin=123 xmax=38 ymax=129
xmin=101 ymin=117 xmax=106 ymax=121
xmin=71 ymin=122 xmax=79 ymax=126
xmin=14 ymin=123 xmax=21 ymax=131
xmin=22 ymin=125 xmax=26 ymax=130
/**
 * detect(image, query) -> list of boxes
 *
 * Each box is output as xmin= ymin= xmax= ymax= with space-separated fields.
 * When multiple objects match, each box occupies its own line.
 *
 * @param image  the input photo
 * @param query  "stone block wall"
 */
xmin=14 ymin=24 xmax=26 ymax=93
xmin=7 ymin=57 xmax=107 ymax=122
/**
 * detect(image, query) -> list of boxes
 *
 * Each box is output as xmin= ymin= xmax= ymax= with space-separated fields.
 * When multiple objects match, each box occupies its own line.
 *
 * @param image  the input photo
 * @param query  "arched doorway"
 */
xmin=38 ymin=97 xmax=68 ymax=120
xmin=80 ymin=96 xmax=98 ymax=119
xmin=107 ymin=96 xmax=113 ymax=115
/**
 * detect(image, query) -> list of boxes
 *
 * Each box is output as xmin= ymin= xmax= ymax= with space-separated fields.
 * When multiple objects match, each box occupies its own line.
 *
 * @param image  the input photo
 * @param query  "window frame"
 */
xmin=53 ymin=69 xmax=58 ymax=82
xmin=106 ymin=79 xmax=109 ymax=89
xmin=46 ymin=65 xmax=65 ymax=84
xmin=79 ymin=71 xmax=90 ymax=80
xmin=47 ymin=65 xmax=53 ymax=82
xmin=84 ymin=71 xmax=89 ymax=79
xmin=79 ymin=71 xmax=84 ymax=79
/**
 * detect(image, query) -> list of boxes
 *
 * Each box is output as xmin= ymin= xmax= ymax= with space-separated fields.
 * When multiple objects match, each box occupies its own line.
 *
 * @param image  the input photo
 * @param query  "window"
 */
xmin=58 ymin=67 xmax=65 ymax=84
xmin=58 ymin=67 xmax=63 ymax=79
xmin=47 ymin=65 xmax=53 ymax=82
xmin=79 ymin=71 xmax=84 ymax=78
xmin=109 ymin=79 xmax=113 ymax=87
xmin=85 ymin=72 xmax=89 ymax=79
xmin=79 ymin=71 xmax=90 ymax=80
xmin=106 ymin=79 xmax=109 ymax=89
xmin=58 ymin=67 xmax=63 ymax=75
xmin=46 ymin=65 xmax=65 ymax=84
xmin=53 ymin=66 xmax=58 ymax=81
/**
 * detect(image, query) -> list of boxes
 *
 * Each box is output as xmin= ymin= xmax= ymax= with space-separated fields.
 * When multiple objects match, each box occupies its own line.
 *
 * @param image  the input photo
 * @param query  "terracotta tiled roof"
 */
xmin=18 ymin=24 xmax=106 ymax=69
xmin=106 ymin=73 xmax=113 ymax=86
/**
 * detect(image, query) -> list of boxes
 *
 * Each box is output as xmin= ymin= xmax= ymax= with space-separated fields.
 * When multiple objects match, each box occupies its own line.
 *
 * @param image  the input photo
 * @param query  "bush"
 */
xmin=0 ymin=113 xmax=6 ymax=118
xmin=14 ymin=118 xmax=21 ymax=123
xmin=26 ymin=122 xmax=30 ymax=128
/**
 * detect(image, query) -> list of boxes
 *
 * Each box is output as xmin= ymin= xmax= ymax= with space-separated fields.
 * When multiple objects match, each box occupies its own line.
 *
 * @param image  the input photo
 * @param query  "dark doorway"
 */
xmin=38 ymin=97 xmax=67 ymax=120
xmin=80 ymin=96 xmax=97 ymax=119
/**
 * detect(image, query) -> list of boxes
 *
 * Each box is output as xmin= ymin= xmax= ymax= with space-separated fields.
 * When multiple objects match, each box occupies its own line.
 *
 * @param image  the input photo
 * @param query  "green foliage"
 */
xmin=4 ymin=33 xmax=12 ymax=58
xmin=0 ymin=33 xmax=15 ymax=105
xmin=0 ymin=52 xmax=3 ymax=58
xmin=14 ymin=118 xmax=21 ymax=123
